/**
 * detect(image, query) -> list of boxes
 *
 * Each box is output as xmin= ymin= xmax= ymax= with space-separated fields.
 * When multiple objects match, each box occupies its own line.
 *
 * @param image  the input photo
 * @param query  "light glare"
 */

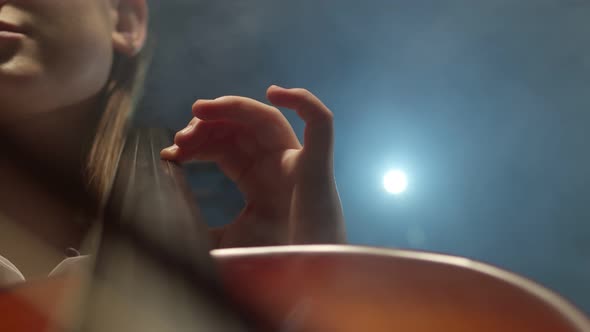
xmin=384 ymin=170 xmax=408 ymax=194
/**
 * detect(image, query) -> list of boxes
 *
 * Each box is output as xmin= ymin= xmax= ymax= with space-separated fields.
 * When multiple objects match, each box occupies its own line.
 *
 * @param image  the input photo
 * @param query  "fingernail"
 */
xmin=163 ymin=145 xmax=179 ymax=153
xmin=192 ymin=99 xmax=213 ymax=108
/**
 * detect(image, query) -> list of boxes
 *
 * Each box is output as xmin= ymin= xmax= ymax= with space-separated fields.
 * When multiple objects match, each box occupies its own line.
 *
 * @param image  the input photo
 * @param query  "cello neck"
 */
xmin=82 ymin=127 xmax=258 ymax=331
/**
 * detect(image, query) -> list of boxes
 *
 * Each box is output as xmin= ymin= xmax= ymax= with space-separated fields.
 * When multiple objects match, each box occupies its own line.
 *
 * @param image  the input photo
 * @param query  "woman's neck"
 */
xmin=0 ymin=97 xmax=102 ymax=277
xmin=0 ymin=161 xmax=90 ymax=278
xmin=2 ymin=97 xmax=102 ymax=176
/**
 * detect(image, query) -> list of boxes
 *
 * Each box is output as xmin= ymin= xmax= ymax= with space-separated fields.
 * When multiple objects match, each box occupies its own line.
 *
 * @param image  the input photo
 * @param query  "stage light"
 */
xmin=384 ymin=170 xmax=408 ymax=195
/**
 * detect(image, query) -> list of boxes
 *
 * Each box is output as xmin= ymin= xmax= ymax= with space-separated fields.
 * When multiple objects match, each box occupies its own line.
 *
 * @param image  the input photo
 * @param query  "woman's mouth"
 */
xmin=0 ymin=21 xmax=27 ymax=40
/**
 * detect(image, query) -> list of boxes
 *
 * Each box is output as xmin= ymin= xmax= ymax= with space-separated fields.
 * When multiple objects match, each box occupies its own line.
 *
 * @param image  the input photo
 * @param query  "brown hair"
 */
xmin=85 ymin=43 xmax=154 ymax=211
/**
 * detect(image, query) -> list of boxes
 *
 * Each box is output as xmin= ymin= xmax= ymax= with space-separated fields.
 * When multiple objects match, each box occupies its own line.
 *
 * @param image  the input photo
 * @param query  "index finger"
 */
xmin=266 ymin=86 xmax=334 ymax=163
xmin=192 ymin=96 xmax=301 ymax=151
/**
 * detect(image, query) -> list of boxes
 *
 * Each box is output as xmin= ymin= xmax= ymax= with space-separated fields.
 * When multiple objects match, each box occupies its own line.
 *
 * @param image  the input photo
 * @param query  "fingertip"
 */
xmin=192 ymin=105 xmax=204 ymax=118
xmin=192 ymin=99 xmax=213 ymax=115
xmin=160 ymin=145 xmax=179 ymax=160
xmin=191 ymin=99 xmax=203 ymax=110
xmin=268 ymin=84 xmax=283 ymax=91
xmin=193 ymin=99 xmax=213 ymax=107
xmin=266 ymin=85 xmax=290 ymax=106
xmin=267 ymin=84 xmax=289 ymax=95
xmin=191 ymin=108 xmax=200 ymax=118
xmin=266 ymin=85 xmax=275 ymax=99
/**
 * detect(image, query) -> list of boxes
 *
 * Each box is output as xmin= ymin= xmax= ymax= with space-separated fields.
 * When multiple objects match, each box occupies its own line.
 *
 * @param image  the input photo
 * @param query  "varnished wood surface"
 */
xmin=215 ymin=245 xmax=590 ymax=332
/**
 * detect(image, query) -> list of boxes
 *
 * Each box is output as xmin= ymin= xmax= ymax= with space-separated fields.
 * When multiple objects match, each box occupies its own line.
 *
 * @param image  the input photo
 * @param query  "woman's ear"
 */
xmin=111 ymin=0 xmax=148 ymax=57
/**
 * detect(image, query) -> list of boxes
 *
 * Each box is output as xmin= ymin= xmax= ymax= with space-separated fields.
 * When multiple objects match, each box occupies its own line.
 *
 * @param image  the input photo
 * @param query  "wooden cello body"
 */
xmin=215 ymin=245 xmax=590 ymax=331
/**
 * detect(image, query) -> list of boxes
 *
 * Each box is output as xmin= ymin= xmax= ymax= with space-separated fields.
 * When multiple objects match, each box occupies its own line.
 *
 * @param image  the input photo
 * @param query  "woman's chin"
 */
xmin=0 ymin=53 xmax=42 ymax=80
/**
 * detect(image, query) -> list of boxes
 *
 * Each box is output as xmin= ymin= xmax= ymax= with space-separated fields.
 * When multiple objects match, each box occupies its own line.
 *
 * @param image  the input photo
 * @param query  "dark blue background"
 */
xmin=139 ymin=0 xmax=590 ymax=313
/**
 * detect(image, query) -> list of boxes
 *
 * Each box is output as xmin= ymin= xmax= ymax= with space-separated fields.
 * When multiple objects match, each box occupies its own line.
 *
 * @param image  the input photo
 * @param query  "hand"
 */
xmin=161 ymin=85 xmax=346 ymax=248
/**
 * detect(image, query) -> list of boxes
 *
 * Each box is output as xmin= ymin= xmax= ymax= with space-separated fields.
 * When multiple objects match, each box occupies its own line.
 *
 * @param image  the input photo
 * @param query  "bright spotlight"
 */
xmin=384 ymin=170 xmax=408 ymax=195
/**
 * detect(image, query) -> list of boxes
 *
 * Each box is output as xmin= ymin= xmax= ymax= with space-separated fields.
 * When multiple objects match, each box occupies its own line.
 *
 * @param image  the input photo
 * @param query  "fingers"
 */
xmin=163 ymin=85 xmax=335 ymax=175
xmin=161 ymin=117 xmax=209 ymax=162
xmin=192 ymin=97 xmax=301 ymax=151
xmin=266 ymin=85 xmax=334 ymax=168
xmin=161 ymin=119 xmax=256 ymax=182
xmin=172 ymin=117 xmax=206 ymax=150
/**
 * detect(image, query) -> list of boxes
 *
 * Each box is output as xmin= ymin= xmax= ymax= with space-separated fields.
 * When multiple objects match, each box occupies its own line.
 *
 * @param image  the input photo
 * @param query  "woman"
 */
xmin=0 ymin=0 xmax=345 ymax=283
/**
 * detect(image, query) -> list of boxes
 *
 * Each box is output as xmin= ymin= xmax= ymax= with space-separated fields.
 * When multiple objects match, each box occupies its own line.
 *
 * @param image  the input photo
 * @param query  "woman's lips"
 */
xmin=0 ymin=21 xmax=26 ymax=40
xmin=0 ymin=20 xmax=24 ymax=33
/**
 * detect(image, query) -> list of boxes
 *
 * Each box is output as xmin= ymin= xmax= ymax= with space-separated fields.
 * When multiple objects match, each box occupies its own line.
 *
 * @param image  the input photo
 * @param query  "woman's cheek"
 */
xmin=45 ymin=11 xmax=114 ymax=98
xmin=0 ymin=2 xmax=115 ymax=114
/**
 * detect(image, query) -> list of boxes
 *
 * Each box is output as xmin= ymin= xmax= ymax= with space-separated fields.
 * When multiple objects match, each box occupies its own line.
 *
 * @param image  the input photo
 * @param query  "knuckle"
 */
xmin=293 ymin=88 xmax=313 ymax=100
xmin=173 ymin=131 xmax=185 ymax=145
xmin=290 ymin=88 xmax=334 ymax=124
xmin=174 ymin=124 xmax=197 ymax=145
xmin=218 ymin=95 xmax=247 ymax=107
xmin=317 ymin=109 xmax=334 ymax=124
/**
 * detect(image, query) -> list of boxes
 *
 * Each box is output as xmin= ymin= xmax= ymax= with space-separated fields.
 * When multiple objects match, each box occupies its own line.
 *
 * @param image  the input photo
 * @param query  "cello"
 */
xmin=1 ymin=128 xmax=589 ymax=331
